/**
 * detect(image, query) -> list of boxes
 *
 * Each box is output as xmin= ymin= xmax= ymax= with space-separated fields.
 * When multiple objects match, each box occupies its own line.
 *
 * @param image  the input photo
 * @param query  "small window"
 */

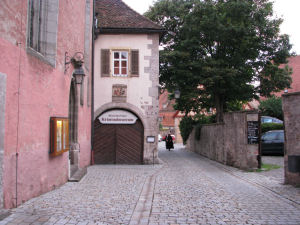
xmin=112 ymin=51 xmax=128 ymax=77
xmin=50 ymin=117 xmax=69 ymax=156
xmin=28 ymin=0 xmax=42 ymax=52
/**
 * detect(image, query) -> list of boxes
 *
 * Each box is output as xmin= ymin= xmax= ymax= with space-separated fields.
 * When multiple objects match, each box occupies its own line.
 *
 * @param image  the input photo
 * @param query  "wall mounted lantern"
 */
xmin=65 ymin=51 xmax=86 ymax=85
xmin=65 ymin=52 xmax=86 ymax=106
xmin=73 ymin=67 xmax=86 ymax=85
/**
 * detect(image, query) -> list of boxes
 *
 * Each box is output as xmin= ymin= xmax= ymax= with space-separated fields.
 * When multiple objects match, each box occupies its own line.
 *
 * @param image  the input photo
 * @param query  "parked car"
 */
xmin=261 ymin=116 xmax=283 ymax=124
xmin=261 ymin=130 xmax=284 ymax=155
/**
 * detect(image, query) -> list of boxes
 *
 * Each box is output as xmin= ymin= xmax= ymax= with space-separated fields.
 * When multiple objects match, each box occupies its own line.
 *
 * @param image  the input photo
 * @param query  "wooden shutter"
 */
xmin=131 ymin=50 xmax=139 ymax=77
xmin=101 ymin=49 xmax=110 ymax=77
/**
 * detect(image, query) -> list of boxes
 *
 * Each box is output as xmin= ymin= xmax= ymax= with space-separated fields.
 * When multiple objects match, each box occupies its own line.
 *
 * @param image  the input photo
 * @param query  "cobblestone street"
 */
xmin=1 ymin=143 xmax=300 ymax=225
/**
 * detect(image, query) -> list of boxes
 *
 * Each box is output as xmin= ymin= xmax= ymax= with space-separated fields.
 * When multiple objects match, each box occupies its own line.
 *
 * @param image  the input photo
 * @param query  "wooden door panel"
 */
xmin=116 ymin=122 xmax=143 ymax=164
xmin=93 ymin=121 xmax=116 ymax=164
xmin=93 ymin=117 xmax=143 ymax=164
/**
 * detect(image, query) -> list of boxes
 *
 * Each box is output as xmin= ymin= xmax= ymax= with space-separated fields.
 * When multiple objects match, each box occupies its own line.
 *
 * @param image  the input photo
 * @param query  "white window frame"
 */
xmin=112 ymin=51 xmax=129 ymax=77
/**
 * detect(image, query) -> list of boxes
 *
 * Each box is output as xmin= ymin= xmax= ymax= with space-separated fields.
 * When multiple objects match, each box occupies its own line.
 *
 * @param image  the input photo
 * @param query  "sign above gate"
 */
xmin=99 ymin=110 xmax=138 ymax=124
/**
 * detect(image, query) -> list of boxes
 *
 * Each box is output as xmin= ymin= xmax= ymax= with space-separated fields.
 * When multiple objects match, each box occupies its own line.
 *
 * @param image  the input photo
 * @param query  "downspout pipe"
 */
xmin=91 ymin=0 xmax=95 ymax=164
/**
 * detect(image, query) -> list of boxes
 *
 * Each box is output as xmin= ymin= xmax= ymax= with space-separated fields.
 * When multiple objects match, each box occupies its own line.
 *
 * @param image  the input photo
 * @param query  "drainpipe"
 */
xmin=15 ymin=0 xmax=26 ymax=207
xmin=91 ymin=0 xmax=96 ymax=165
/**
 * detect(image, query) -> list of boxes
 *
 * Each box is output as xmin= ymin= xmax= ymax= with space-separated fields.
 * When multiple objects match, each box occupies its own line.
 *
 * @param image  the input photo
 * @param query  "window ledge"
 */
xmin=26 ymin=47 xmax=56 ymax=68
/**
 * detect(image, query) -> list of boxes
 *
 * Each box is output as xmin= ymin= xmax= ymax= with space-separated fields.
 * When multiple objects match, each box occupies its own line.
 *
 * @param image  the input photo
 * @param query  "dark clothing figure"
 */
xmin=165 ymin=134 xmax=174 ymax=151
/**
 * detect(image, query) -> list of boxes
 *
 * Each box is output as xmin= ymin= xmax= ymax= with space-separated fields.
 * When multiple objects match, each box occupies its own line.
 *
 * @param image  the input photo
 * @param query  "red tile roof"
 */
xmin=159 ymin=90 xmax=177 ymax=127
xmin=95 ymin=0 xmax=164 ymax=33
xmin=274 ymin=55 xmax=300 ymax=96
xmin=159 ymin=90 xmax=176 ymax=112
xmin=159 ymin=112 xmax=176 ymax=127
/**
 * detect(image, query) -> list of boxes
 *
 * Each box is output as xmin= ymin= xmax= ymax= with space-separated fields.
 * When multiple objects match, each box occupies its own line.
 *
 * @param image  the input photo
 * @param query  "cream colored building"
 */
xmin=93 ymin=0 xmax=165 ymax=164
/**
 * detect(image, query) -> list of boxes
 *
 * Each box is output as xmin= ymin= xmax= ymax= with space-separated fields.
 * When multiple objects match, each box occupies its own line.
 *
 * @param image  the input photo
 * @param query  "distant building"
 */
xmin=159 ymin=90 xmax=176 ymax=132
xmin=0 ymin=0 xmax=93 ymax=208
xmin=93 ymin=0 xmax=165 ymax=164
xmin=275 ymin=55 xmax=300 ymax=96
xmin=159 ymin=90 xmax=187 ymax=143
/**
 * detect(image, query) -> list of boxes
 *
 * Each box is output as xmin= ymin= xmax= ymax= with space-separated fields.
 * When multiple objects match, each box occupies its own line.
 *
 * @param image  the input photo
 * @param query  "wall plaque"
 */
xmin=99 ymin=110 xmax=137 ymax=124
xmin=112 ymin=85 xmax=127 ymax=97
xmin=147 ymin=136 xmax=155 ymax=143
xmin=247 ymin=121 xmax=259 ymax=144
xmin=112 ymin=84 xmax=127 ymax=103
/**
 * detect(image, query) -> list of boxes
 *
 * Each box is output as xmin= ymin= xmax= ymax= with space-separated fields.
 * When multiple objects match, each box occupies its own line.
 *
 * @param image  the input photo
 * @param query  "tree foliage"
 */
xmin=179 ymin=116 xmax=195 ymax=144
xmin=259 ymin=96 xmax=283 ymax=120
xmin=145 ymin=0 xmax=293 ymax=122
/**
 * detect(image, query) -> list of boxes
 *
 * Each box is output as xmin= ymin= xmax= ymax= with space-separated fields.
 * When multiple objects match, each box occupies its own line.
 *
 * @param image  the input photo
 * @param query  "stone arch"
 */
xmin=94 ymin=102 xmax=149 ymax=130
xmin=93 ymin=103 xmax=146 ymax=164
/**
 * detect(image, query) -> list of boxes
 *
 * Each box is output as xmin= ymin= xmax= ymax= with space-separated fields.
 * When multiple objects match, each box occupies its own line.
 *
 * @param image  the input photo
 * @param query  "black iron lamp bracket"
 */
xmin=64 ymin=52 xmax=84 ymax=73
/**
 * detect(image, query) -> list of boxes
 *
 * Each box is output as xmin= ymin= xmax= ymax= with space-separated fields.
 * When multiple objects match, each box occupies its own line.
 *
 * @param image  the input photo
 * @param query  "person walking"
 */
xmin=165 ymin=133 xmax=174 ymax=151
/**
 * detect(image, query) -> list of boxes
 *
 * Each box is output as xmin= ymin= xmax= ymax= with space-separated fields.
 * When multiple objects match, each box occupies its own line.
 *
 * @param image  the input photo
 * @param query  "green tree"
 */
xmin=179 ymin=116 xmax=194 ymax=144
xmin=259 ymin=96 xmax=283 ymax=120
xmin=145 ymin=0 xmax=292 ymax=122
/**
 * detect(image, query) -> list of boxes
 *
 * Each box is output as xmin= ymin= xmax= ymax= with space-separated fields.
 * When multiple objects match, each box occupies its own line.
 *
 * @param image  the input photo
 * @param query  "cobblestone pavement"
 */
xmin=0 ymin=143 xmax=299 ymax=225
xmin=260 ymin=156 xmax=284 ymax=181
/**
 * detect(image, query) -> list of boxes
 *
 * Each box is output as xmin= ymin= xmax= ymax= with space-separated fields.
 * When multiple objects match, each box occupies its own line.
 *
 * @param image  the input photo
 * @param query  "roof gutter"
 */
xmin=96 ymin=28 xmax=167 ymax=41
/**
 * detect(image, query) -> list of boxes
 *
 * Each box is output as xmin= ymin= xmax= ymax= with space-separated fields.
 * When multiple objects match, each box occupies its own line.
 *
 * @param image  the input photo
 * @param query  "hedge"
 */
xmin=261 ymin=123 xmax=283 ymax=133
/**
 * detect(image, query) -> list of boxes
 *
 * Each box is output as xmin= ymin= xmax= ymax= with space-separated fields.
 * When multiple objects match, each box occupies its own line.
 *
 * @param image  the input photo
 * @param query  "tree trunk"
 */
xmin=215 ymin=94 xmax=224 ymax=123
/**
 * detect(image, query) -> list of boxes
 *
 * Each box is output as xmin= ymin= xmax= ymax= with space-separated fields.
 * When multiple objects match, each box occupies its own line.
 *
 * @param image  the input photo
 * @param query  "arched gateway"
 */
xmin=93 ymin=109 xmax=144 ymax=164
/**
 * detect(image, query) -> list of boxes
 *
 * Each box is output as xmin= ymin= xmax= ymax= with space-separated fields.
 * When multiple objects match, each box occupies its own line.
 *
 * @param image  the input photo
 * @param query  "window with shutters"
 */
xmin=101 ymin=49 xmax=139 ymax=78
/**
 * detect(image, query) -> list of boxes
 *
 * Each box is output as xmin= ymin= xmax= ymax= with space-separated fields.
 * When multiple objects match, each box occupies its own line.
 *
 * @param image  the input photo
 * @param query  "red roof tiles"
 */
xmin=95 ymin=0 xmax=164 ymax=33
xmin=275 ymin=55 xmax=300 ymax=96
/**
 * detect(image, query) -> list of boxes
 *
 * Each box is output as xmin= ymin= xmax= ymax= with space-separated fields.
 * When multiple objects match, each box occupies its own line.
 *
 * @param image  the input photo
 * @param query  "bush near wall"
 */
xmin=179 ymin=114 xmax=216 ymax=144
xmin=179 ymin=116 xmax=195 ymax=144
xmin=261 ymin=123 xmax=284 ymax=133
xmin=259 ymin=96 xmax=283 ymax=120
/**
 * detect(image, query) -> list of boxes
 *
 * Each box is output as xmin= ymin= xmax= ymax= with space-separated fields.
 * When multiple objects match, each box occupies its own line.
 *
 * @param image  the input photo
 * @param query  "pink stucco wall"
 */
xmin=0 ymin=0 xmax=92 ymax=208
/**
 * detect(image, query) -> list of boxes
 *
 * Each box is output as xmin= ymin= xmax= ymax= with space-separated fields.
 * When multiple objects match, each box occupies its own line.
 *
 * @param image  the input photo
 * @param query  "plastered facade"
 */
xmin=0 ymin=73 xmax=6 ymax=208
xmin=94 ymin=34 xmax=160 ymax=164
xmin=0 ymin=0 xmax=93 ymax=208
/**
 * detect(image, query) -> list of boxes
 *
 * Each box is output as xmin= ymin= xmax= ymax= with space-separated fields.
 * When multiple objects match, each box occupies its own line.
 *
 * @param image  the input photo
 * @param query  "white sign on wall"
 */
xmin=99 ymin=110 xmax=138 ymax=124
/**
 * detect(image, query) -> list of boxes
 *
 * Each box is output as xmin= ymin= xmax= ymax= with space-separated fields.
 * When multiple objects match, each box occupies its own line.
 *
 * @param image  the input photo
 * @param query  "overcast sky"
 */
xmin=123 ymin=0 xmax=300 ymax=54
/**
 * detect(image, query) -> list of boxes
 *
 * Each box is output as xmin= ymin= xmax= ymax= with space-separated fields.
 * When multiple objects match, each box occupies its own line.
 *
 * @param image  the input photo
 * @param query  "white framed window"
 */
xmin=112 ymin=51 xmax=128 ymax=77
xmin=101 ymin=49 xmax=139 ymax=78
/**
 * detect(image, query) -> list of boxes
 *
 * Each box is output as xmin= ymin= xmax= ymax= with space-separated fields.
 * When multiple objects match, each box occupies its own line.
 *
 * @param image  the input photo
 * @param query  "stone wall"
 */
xmin=186 ymin=111 xmax=259 ymax=170
xmin=282 ymin=92 xmax=300 ymax=185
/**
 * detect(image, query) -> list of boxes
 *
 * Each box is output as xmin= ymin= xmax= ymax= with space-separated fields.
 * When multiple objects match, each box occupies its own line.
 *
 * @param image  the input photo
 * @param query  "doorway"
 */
xmin=93 ymin=111 xmax=144 ymax=164
xmin=68 ymin=80 xmax=79 ymax=176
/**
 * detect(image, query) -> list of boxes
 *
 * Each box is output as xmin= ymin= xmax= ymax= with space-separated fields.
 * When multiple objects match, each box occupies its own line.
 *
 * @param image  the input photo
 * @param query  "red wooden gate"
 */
xmin=93 ymin=117 xmax=143 ymax=164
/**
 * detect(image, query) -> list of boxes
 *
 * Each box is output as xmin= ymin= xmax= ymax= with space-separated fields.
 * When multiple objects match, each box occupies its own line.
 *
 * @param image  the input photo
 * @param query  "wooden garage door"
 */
xmin=93 ymin=118 xmax=143 ymax=164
